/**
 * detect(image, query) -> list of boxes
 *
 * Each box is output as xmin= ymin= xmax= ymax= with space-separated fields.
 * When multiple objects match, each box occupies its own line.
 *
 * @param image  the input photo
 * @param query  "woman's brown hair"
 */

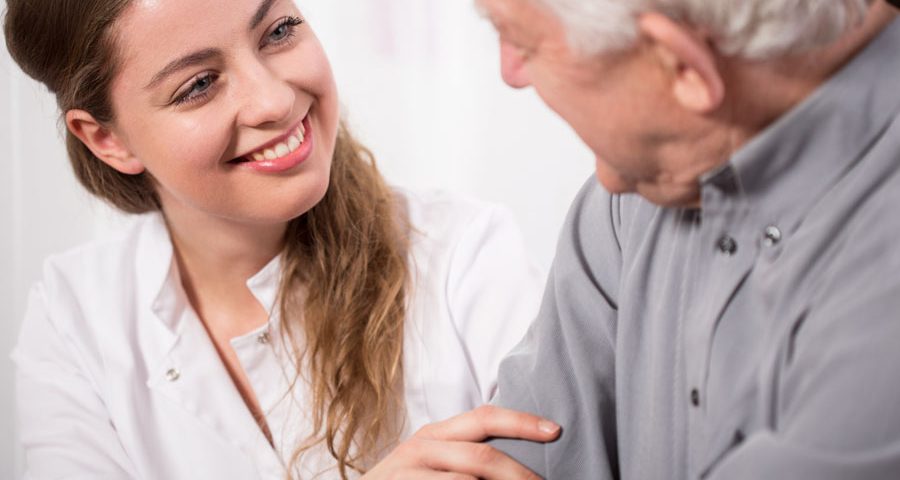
xmin=4 ymin=1 xmax=409 ymax=477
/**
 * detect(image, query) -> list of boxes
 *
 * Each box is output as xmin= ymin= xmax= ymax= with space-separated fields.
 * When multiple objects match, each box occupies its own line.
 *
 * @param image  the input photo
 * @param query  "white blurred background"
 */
xmin=0 ymin=0 xmax=594 ymax=476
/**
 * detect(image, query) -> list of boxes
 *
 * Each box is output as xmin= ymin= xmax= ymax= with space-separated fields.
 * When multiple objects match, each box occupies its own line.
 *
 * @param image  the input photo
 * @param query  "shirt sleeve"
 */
xmin=444 ymin=203 xmax=545 ymax=404
xmin=13 ymin=282 xmax=138 ymax=479
xmin=708 ymin=234 xmax=900 ymax=479
xmin=488 ymin=179 xmax=622 ymax=479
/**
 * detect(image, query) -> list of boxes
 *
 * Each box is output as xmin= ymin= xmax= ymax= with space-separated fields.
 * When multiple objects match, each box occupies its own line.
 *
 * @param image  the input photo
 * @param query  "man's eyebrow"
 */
xmin=250 ymin=0 xmax=278 ymax=30
xmin=144 ymin=48 xmax=222 ymax=90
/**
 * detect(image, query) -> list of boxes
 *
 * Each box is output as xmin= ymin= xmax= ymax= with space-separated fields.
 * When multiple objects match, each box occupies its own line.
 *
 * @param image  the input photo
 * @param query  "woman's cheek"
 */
xmin=174 ymin=119 xmax=234 ymax=168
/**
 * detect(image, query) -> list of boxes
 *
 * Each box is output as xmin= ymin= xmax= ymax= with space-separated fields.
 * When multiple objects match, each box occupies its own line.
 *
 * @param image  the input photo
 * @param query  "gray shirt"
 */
xmin=490 ymin=19 xmax=900 ymax=480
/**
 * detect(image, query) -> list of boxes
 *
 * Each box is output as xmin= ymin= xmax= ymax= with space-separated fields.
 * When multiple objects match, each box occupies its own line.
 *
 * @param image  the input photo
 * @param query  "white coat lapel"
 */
xmin=137 ymin=214 xmax=284 ymax=473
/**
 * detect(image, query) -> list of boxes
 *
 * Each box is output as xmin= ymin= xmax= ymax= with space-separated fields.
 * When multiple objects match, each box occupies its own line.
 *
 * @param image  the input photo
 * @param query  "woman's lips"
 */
xmin=232 ymin=115 xmax=314 ymax=173
xmin=242 ymin=120 xmax=306 ymax=162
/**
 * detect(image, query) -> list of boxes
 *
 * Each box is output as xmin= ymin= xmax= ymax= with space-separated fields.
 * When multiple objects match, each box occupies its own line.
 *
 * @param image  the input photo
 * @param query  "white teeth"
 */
xmin=275 ymin=143 xmax=290 ymax=157
xmin=244 ymin=122 xmax=307 ymax=163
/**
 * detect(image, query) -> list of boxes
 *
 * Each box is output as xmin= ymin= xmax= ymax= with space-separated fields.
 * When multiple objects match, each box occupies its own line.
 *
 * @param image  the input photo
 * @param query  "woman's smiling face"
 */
xmin=102 ymin=0 xmax=339 ymax=225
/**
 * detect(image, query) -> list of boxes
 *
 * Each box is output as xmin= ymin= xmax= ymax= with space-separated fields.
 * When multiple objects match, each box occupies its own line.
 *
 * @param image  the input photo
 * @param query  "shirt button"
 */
xmin=257 ymin=331 xmax=270 ymax=344
xmin=716 ymin=235 xmax=738 ymax=255
xmin=763 ymin=226 xmax=782 ymax=247
xmin=166 ymin=368 xmax=181 ymax=382
xmin=690 ymin=388 xmax=701 ymax=407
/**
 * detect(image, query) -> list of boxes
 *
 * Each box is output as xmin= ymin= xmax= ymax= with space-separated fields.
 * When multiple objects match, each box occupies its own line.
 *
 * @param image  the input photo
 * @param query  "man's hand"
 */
xmin=363 ymin=405 xmax=560 ymax=480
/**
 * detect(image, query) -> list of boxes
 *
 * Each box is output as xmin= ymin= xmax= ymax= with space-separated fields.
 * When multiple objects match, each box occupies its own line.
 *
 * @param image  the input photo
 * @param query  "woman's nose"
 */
xmin=499 ymin=41 xmax=531 ymax=89
xmin=234 ymin=60 xmax=296 ymax=127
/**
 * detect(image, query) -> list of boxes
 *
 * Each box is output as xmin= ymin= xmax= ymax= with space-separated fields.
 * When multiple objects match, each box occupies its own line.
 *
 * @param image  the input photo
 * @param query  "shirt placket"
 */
xmin=684 ymin=182 xmax=758 ymax=479
xmin=231 ymin=323 xmax=294 ymax=478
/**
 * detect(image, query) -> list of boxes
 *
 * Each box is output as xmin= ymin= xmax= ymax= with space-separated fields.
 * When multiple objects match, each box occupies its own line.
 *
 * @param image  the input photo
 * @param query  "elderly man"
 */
xmin=472 ymin=0 xmax=900 ymax=479
xmin=367 ymin=1 xmax=900 ymax=479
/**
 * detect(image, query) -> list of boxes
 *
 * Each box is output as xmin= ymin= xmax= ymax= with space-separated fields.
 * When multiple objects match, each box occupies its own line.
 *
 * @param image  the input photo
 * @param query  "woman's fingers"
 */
xmin=384 ymin=469 xmax=478 ymax=480
xmin=363 ymin=406 xmax=559 ymax=480
xmin=414 ymin=438 xmax=543 ymax=480
xmin=425 ymin=473 xmax=479 ymax=480
xmin=416 ymin=405 xmax=560 ymax=443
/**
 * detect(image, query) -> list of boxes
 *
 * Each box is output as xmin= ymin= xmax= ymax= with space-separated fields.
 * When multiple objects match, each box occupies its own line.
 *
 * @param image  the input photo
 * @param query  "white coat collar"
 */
xmin=136 ymin=212 xmax=283 ymax=335
xmin=136 ymin=212 xmax=288 ymax=477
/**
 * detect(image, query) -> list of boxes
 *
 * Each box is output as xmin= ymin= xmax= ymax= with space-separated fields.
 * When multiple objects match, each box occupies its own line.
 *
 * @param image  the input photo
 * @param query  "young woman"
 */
xmin=4 ymin=0 xmax=558 ymax=478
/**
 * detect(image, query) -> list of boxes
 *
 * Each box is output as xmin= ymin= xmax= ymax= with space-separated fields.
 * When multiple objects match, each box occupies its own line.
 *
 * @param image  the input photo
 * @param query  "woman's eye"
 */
xmin=263 ymin=16 xmax=304 ymax=47
xmin=173 ymin=73 xmax=218 ymax=106
xmin=270 ymin=24 xmax=290 ymax=42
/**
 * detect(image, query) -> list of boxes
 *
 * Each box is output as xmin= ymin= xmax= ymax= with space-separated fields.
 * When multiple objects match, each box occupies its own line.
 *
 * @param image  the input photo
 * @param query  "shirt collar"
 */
xmin=702 ymin=18 xmax=900 ymax=230
xmin=136 ymin=212 xmax=284 ymax=334
xmin=133 ymin=212 xmax=181 ymax=334
xmin=245 ymin=253 xmax=282 ymax=322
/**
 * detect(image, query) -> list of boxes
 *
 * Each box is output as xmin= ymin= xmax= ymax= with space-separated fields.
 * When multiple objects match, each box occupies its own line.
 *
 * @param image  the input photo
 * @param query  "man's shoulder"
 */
xmin=556 ymin=176 xmax=661 ymax=260
xmin=813 ymin=159 xmax=900 ymax=286
xmin=766 ymin=137 xmax=900 ymax=322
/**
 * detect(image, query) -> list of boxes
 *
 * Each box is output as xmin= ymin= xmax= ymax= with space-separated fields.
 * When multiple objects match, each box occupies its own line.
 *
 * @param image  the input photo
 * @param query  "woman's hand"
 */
xmin=363 ymin=405 xmax=560 ymax=480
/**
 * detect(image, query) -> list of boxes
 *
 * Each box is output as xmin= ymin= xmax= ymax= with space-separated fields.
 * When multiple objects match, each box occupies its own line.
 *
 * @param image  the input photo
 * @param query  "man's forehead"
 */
xmin=476 ymin=0 xmax=548 ymax=38
xmin=476 ymin=0 xmax=519 ymax=25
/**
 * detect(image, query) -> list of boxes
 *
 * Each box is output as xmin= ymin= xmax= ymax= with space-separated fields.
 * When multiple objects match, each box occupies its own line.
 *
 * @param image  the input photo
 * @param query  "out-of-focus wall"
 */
xmin=1 ymin=11 xmax=17 ymax=476
xmin=303 ymin=0 xmax=594 ymax=267
xmin=0 ymin=0 xmax=594 ymax=477
xmin=1 ymin=5 xmax=109 ymax=476
xmin=2 ymin=7 xmax=114 ymax=476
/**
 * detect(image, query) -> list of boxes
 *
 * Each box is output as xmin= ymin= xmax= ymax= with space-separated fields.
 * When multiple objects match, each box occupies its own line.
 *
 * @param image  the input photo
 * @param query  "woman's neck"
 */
xmin=160 ymin=199 xmax=287 ymax=333
xmin=166 ymin=213 xmax=285 ymax=286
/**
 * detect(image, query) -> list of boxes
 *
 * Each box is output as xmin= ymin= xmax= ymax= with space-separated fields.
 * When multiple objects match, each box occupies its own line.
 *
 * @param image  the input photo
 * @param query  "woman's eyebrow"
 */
xmin=144 ymin=0 xmax=277 ymax=91
xmin=144 ymin=48 xmax=222 ymax=90
xmin=250 ymin=0 xmax=278 ymax=30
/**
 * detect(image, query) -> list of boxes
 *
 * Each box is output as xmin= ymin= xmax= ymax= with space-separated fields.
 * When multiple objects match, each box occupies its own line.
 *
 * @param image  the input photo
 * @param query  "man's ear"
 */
xmin=638 ymin=12 xmax=725 ymax=113
xmin=65 ymin=109 xmax=145 ymax=175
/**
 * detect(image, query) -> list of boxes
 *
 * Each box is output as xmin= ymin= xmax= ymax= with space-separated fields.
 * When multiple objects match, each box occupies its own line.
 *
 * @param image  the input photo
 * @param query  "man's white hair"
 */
xmin=534 ymin=0 xmax=875 ymax=59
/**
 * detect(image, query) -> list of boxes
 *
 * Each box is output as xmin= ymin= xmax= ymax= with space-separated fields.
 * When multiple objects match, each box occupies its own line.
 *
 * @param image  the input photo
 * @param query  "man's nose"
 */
xmin=499 ymin=41 xmax=530 ymax=89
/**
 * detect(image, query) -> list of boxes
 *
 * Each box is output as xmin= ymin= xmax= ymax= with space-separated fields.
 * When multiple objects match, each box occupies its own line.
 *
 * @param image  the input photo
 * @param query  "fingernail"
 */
xmin=538 ymin=420 xmax=560 ymax=434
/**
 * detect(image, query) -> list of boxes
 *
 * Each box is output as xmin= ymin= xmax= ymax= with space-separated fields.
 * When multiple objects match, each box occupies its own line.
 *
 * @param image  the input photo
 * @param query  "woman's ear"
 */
xmin=637 ymin=12 xmax=725 ymax=113
xmin=65 ymin=109 xmax=145 ymax=175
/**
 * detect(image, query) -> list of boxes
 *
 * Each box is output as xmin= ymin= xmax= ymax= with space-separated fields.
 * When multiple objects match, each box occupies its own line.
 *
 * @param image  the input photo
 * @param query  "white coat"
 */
xmin=12 ymin=189 xmax=544 ymax=479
